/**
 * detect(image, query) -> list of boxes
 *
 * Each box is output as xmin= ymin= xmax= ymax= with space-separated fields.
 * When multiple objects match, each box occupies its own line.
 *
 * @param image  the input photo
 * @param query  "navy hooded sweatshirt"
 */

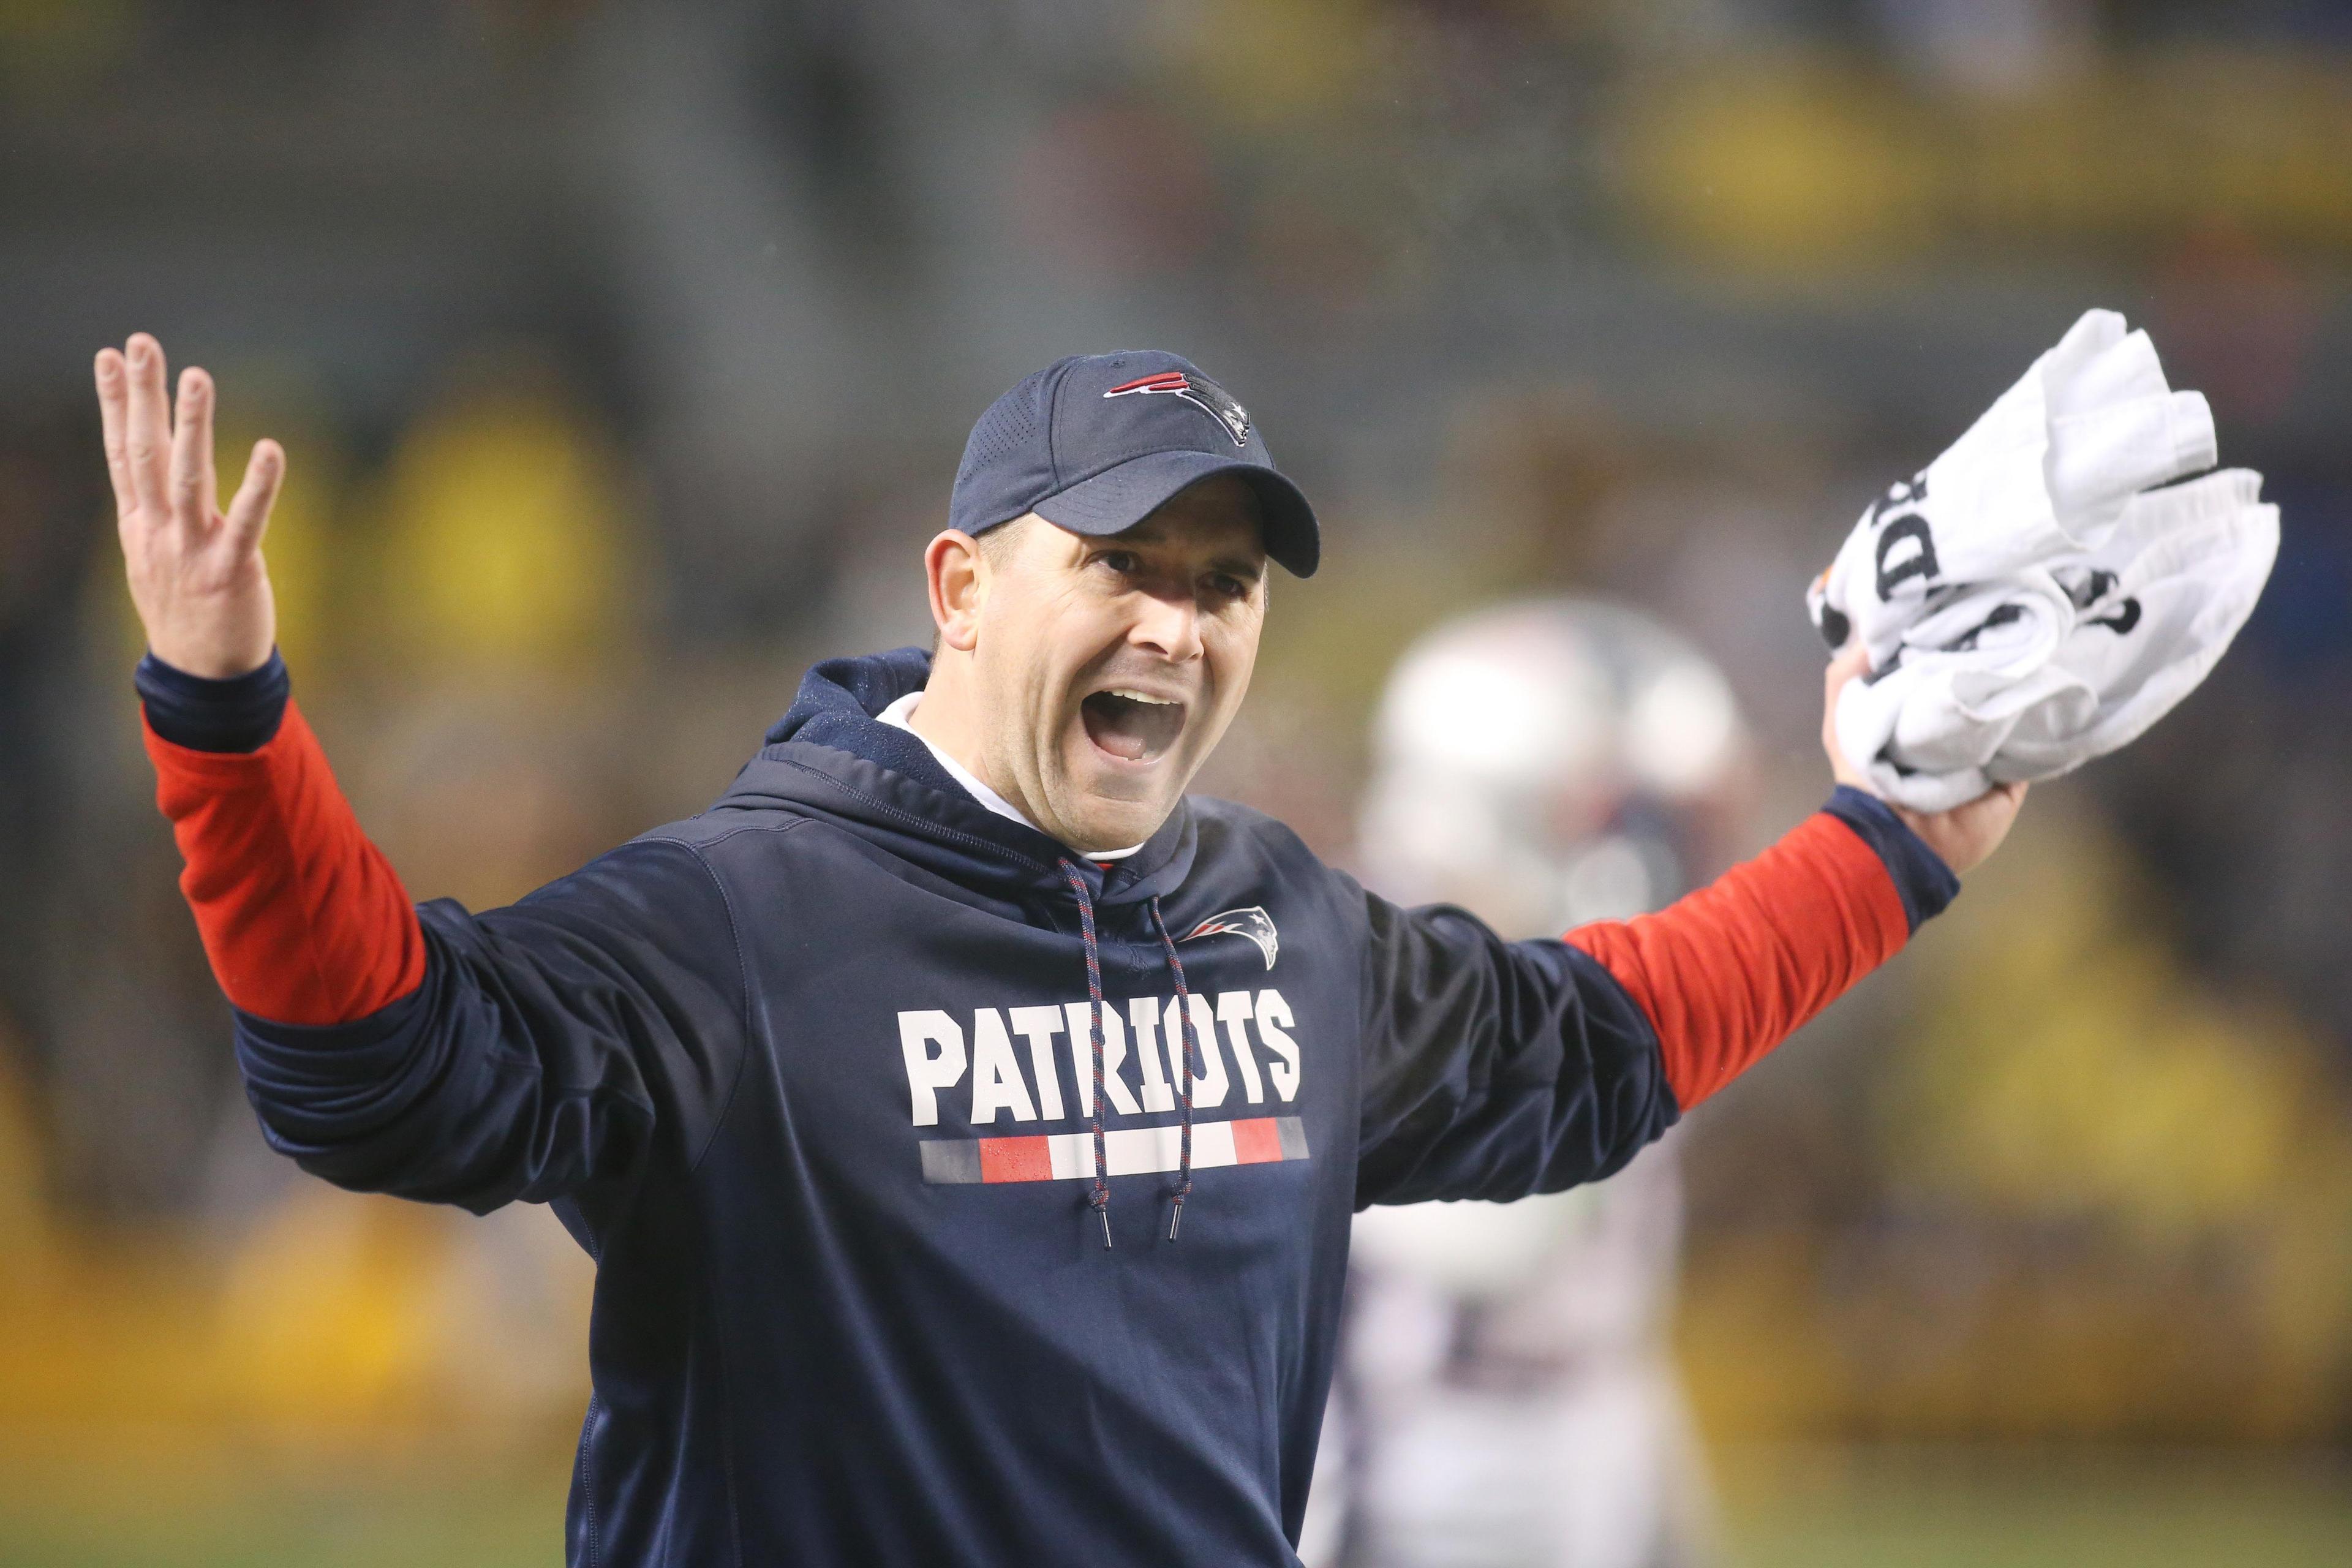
xmin=136 ymin=644 xmax=1954 ymax=1567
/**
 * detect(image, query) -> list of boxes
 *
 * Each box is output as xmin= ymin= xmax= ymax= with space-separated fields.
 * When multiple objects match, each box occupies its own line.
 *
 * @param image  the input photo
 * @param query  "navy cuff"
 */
xmin=1822 ymin=785 xmax=1959 ymax=933
xmin=135 ymin=649 xmax=291 ymax=753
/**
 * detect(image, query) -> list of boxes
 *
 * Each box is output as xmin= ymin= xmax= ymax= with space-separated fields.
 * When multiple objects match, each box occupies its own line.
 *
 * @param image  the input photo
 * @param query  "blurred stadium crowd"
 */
xmin=4 ymin=0 xmax=2352 ymax=1526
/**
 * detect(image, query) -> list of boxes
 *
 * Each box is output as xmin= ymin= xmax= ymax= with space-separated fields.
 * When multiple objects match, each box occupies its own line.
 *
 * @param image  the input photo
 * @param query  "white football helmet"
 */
xmin=1319 ymin=598 xmax=1745 ymax=1568
xmin=1359 ymin=599 xmax=1745 ymax=944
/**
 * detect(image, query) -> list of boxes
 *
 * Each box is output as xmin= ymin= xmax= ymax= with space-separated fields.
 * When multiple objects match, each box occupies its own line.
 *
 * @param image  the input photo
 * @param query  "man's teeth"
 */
xmin=1106 ymin=689 xmax=1177 ymax=706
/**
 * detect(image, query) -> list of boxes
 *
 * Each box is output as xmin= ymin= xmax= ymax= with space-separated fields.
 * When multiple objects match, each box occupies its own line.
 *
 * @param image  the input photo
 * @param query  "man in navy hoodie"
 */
xmin=99 ymin=332 xmax=2020 ymax=1566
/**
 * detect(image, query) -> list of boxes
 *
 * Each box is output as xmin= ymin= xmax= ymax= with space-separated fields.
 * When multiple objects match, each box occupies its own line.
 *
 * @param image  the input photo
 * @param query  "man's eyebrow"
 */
xmin=1096 ymin=518 xmax=1266 ymax=573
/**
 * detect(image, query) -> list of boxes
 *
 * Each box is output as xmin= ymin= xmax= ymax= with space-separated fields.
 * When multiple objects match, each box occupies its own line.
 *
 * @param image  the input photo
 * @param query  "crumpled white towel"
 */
xmin=1811 ymin=308 xmax=2217 ymax=666
xmin=1830 ymin=470 xmax=2278 ymax=810
xmin=1830 ymin=570 xmax=2087 ymax=812
xmin=1809 ymin=310 xmax=2278 ymax=814
xmin=1999 ymin=467 xmax=2278 ymax=780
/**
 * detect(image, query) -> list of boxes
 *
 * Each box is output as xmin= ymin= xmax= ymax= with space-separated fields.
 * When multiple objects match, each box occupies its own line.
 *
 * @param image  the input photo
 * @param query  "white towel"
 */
xmin=1810 ymin=309 xmax=2217 ymax=666
xmin=1809 ymin=311 xmax=2277 ymax=814
xmin=1831 ymin=573 xmax=2089 ymax=812
xmin=1997 ymin=469 xmax=2278 ymax=778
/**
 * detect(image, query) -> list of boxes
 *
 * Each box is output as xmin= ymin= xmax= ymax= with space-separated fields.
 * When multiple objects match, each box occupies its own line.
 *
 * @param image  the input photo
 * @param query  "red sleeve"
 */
xmin=1564 ymin=812 xmax=1909 ymax=1110
xmin=143 ymin=699 xmax=426 ymax=1027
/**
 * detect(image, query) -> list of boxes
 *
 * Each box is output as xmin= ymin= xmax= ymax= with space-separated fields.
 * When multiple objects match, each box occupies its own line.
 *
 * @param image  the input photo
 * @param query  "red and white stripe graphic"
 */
xmin=920 ymin=1116 xmax=1308 ymax=1185
xmin=1102 ymin=371 xmax=1191 ymax=398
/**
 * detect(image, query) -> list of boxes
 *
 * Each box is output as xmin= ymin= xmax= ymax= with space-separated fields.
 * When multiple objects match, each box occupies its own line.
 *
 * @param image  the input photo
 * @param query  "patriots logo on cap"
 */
xmin=1103 ymin=370 xmax=1251 ymax=448
xmin=1178 ymin=907 xmax=1278 ymax=969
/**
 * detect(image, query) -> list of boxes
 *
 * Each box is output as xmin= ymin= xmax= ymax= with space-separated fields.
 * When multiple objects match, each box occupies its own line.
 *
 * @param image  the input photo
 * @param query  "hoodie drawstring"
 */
xmin=1146 ymin=896 xmax=1198 ymax=1242
xmin=1056 ymin=861 xmax=1115 ymax=1250
xmin=1055 ymin=862 xmax=1202 ymax=1248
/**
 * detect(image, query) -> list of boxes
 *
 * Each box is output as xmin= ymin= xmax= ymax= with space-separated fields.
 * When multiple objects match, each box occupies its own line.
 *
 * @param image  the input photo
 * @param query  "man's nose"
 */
xmin=1128 ymin=589 xmax=1205 ymax=663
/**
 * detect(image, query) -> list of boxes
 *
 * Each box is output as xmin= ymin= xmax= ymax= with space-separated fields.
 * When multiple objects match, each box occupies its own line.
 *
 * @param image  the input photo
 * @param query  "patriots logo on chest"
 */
xmin=1178 ymin=906 xmax=1278 ymax=969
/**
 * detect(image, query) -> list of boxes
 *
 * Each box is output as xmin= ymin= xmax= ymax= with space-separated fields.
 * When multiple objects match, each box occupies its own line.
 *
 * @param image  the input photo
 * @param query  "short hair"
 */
xmin=975 ymin=516 xmax=1030 ymax=566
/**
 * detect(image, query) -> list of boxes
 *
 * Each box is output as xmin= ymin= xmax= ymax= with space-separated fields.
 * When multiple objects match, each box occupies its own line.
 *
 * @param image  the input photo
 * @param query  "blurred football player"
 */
xmin=1306 ymin=600 xmax=1746 ymax=1568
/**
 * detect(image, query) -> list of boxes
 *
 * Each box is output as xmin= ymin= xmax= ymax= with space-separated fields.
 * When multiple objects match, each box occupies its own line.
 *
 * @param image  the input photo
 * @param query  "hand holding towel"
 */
xmin=1809 ymin=312 xmax=2275 ymax=814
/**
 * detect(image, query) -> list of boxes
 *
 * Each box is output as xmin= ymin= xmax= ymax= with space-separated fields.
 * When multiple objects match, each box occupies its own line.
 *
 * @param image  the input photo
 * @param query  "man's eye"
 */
xmin=1207 ymin=574 xmax=1249 ymax=600
xmin=1096 ymin=551 xmax=1140 ymax=575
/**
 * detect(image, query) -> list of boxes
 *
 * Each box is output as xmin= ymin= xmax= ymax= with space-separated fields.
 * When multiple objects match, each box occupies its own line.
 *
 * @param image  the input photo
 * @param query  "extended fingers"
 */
xmin=171 ymin=366 xmax=219 ymax=529
xmin=93 ymin=349 xmax=134 ymax=519
xmin=121 ymin=333 xmax=172 ymax=519
xmin=224 ymin=439 xmax=285 ymax=557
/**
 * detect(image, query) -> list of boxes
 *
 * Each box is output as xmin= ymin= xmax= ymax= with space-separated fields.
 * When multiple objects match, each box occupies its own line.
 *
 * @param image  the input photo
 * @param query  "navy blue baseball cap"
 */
xmin=947 ymin=350 xmax=1319 ymax=577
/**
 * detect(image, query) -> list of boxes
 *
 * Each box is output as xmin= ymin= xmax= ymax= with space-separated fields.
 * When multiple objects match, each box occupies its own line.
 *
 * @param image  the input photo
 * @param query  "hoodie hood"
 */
xmin=723 ymin=647 xmax=1198 ymax=913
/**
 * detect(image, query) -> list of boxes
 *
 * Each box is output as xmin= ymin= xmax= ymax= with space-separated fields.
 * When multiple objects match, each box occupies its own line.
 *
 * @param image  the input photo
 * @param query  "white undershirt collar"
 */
xmin=877 ymin=691 xmax=1147 ymax=861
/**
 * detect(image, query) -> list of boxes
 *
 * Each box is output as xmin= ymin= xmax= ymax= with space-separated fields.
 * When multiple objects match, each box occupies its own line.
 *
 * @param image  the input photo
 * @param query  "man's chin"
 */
xmin=1046 ymin=741 xmax=1196 ymax=851
xmin=1052 ymin=784 xmax=1175 ymax=854
xmin=1066 ymin=809 xmax=1170 ymax=854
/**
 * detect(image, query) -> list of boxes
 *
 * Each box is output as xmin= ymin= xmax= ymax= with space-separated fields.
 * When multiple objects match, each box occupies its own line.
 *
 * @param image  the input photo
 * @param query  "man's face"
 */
xmin=967 ymin=475 xmax=1268 ymax=852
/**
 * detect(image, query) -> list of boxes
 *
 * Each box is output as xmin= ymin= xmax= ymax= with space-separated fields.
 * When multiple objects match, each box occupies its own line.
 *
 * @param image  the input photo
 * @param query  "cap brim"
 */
xmin=1032 ymin=450 xmax=1320 ymax=578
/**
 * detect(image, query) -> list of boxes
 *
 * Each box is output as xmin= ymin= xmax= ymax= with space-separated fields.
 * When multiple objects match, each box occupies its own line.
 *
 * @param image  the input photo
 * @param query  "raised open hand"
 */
xmin=96 ymin=333 xmax=285 ymax=679
xmin=1822 ymin=641 xmax=2026 ymax=875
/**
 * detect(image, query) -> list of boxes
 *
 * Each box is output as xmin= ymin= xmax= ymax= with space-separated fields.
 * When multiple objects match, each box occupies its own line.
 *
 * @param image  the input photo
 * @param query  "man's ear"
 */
xmin=925 ymin=530 xmax=986 ymax=653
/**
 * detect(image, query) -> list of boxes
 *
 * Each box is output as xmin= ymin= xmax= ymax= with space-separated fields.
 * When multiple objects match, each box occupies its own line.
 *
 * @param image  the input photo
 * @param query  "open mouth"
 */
xmin=1080 ymin=688 xmax=1188 ymax=764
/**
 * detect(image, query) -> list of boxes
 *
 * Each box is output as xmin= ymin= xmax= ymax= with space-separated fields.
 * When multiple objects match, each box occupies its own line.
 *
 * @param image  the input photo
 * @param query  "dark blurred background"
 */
xmin=3 ymin=2 xmax=2351 ymax=1563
